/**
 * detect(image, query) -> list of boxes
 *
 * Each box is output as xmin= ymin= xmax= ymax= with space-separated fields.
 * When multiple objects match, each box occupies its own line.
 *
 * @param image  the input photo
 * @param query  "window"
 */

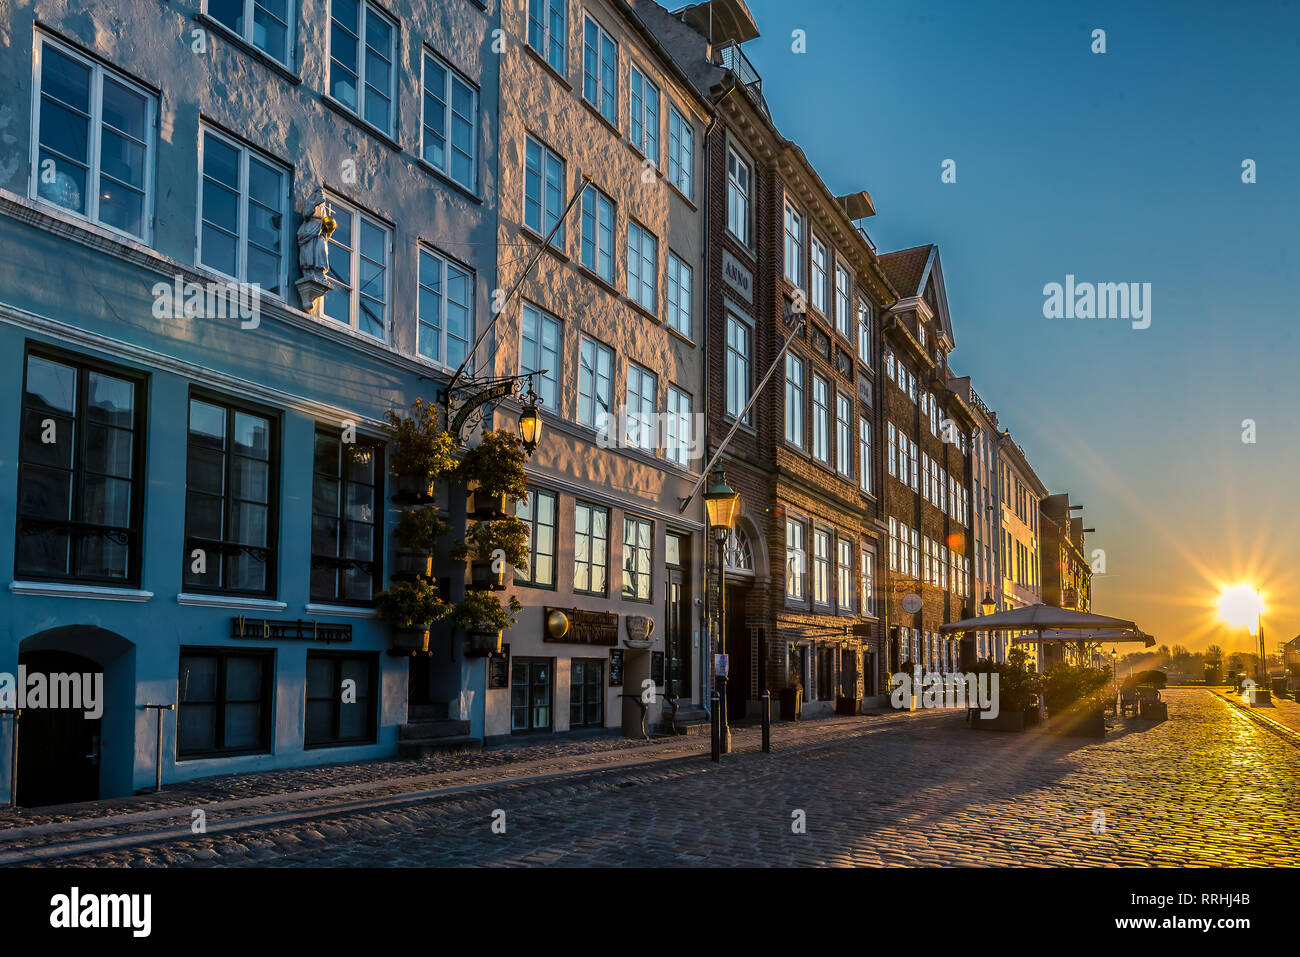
xmin=582 ymin=15 xmax=617 ymax=124
xmin=667 ymin=105 xmax=693 ymax=197
xmin=624 ymin=361 xmax=657 ymax=450
xmin=527 ymin=0 xmax=566 ymax=73
xmin=417 ymin=246 xmax=472 ymax=369
xmin=837 ymin=538 xmax=854 ymax=614
xmin=784 ymin=353 xmax=804 ymax=447
xmin=577 ymin=336 xmax=614 ymax=432
xmin=666 ymin=386 xmax=692 ymax=467
xmin=786 ymin=520 xmax=805 ymax=600
xmin=921 ymin=452 xmax=930 ymax=502
xmin=861 ymin=548 xmax=876 ymax=617
xmin=726 ymin=147 xmax=750 ymax=244
xmin=887 ymin=423 xmax=897 ymax=478
xmin=911 ymin=527 xmax=920 ymax=580
xmin=515 ymin=489 xmax=557 ymax=588
xmin=199 ymin=129 xmax=288 ymax=296
xmin=329 ymin=0 xmax=395 ymax=133
xmin=524 ymin=136 xmax=565 ymax=244
xmin=725 ymin=314 xmax=750 ymax=421
xmin=835 ymin=264 xmax=853 ymax=338
xmin=922 ymin=536 xmax=931 ymax=584
xmin=177 ymin=649 xmax=272 ymax=758
xmin=321 ymin=199 xmax=389 ymax=339
xmin=812 ymin=530 xmax=831 ymax=606
xmin=573 ymin=501 xmax=609 ymax=595
xmin=520 ymin=304 xmax=561 ymax=412
xmin=206 ymin=0 xmax=293 ymax=64
xmin=859 ymin=418 xmax=872 ymax=493
xmin=857 ymin=299 xmax=872 ymax=365
xmin=17 ymin=352 xmax=144 ymax=585
xmin=422 ymin=51 xmax=477 ymax=190
xmin=898 ymin=523 xmax=910 ymax=577
xmin=580 ymin=184 xmax=615 ymax=282
xmin=184 ymin=396 xmax=277 ymax=596
xmin=783 ymin=202 xmax=803 ymax=286
xmin=570 ymin=659 xmax=605 ymax=728
xmin=666 ymin=252 xmax=692 ymax=337
xmin=33 ymin=35 xmax=155 ymax=239
xmin=812 ymin=375 xmax=829 ymax=464
xmin=888 ymin=518 xmax=898 ymax=571
xmin=836 ymin=394 xmax=852 ymax=477
xmin=629 ymin=64 xmax=659 ymax=163
xmin=310 ymin=428 xmax=380 ymax=603
xmin=909 ymin=439 xmax=919 ymax=491
xmin=627 ymin=221 xmax=658 ymax=312
xmin=811 ymin=237 xmax=827 ymax=313
xmin=622 ymin=515 xmax=652 ymax=601
xmin=511 ymin=657 xmax=553 ymax=733
xmin=305 ymin=652 xmax=377 ymax=747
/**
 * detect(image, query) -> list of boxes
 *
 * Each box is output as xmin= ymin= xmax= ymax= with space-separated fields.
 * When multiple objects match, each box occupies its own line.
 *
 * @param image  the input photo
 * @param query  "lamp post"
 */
xmin=704 ymin=466 xmax=740 ymax=755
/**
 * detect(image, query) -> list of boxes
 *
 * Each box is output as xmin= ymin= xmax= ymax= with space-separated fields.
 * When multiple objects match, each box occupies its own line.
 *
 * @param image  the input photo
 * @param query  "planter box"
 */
xmin=1051 ymin=711 xmax=1106 ymax=737
xmin=393 ymin=473 xmax=436 ymax=505
xmin=779 ymin=688 xmax=803 ymax=721
xmin=1022 ymin=707 xmax=1041 ymax=728
xmin=468 ymin=490 xmax=509 ymax=519
xmin=835 ymin=695 xmax=859 ymax=716
xmin=1139 ymin=700 xmax=1168 ymax=721
xmin=392 ymin=549 xmax=433 ymax=582
xmin=971 ymin=710 xmax=1024 ymax=732
xmin=469 ymin=559 xmax=508 ymax=591
xmin=464 ymin=630 xmax=503 ymax=657
xmin=390 ymin=626 xmax=430 ymax=654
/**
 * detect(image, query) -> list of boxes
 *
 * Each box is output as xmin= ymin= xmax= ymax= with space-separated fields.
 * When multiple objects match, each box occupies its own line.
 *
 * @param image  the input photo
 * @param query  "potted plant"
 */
xmin=452 ymin=589 xmax=522 ymax=657
xmin=391 ymin=506 xmax=448 ymax=581
xmin=383 ymin=398 xmax=457 ymax=503
xmin=1044 ymin=663 xmax=1112 ymax=737
xmin=458 ymin=430 xmax=528 ymax=518
xmin=375 ymin=578 xmax=450 ymax=653
xmin=780 ymin=671 xmax=804 ymax=721
xmin=966 ymin=658 xmax=1028 ymax=731
xmin=453 ymin=515 xmax=529 ymax=591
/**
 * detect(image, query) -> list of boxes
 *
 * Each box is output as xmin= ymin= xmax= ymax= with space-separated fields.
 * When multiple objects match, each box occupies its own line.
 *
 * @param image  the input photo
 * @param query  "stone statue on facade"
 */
xmin=294 ymin=186 xmax=336 ymax=310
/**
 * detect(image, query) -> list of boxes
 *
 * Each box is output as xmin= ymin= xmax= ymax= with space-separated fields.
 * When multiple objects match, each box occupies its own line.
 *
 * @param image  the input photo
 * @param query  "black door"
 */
xmin=16 ymin=650 xmax=101 ymax=807
xmin=511 ymin=658 xmax=552 ymax=733
xmin=666 ymin=568 xmax=688 ymax=697
xmin=725 ymin=584 xmax=749 ymax=719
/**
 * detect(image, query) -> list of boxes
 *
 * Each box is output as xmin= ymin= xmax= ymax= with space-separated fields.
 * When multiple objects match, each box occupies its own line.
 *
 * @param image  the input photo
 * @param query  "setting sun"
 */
xmin=1218 ymin=585 xmax=1263 ymax=634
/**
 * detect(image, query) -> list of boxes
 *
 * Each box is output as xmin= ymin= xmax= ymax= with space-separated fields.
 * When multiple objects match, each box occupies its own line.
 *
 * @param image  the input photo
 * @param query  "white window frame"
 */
xmin=196 ymin=126 xmax=289 ymax=296
xmin=837 ymin=537 xmax=854 ymax=615
xmin=624 ymin=361 xmax=657 ymax=450
xmin=416 ymin=244 xmax=474 ymax=371
xmin=527 ymin=0 xmax=566 ymax=74
xmin=786 ymin=519 xmax=806 ymax=601
xmin=812 ymin=374 xmax=830 ymax=464
xmin=811 ymin=236 xmax=828 ymax=314
xmin=328 ymin=0 xmax=396 ymax=135
xmin=520 ymin=302 xmax=561 ymax=413
xmin=666 ymin=251 xmax=692 ymax=338
xmin=835 ymin=262 xmax=852 ymax=338
xmin=582 ymin=14 xmax=618 ymax=124
xmin=726 ymin=145 xmax=750 ymax=245
xmin=205 ymin=0 xmax=295 ymax=66
xmin=812 ymin=529 xmax=831 ymax=607
xmin=320 ymin=194 xmax=391 ymax=340
xmin=32 ymin=34 xmax=157 ymax=243
xmin=628 ymin=63 xmax=659 ymax=164
xmin=666 ymin=384 xmax=691 ymax=467
xmin=784 ymin=353 xmax=804 ymax=447
xmin=784 ymin=201 xmax=804 ymax=287
xmin=627 ymin=220 xmax=658 ymax=313
xmin=580 ymin=183 xmax=615 ymax=282
xmin=524 ymin=134 xmax=565 ymax=245
xmin=725 ymin=312 xmax=751 ymax=423
xmin=422 ymin=49 xmax=479 ymax=192
xmin=836 ymin=393 xmax=852 ymax=477
xmin=667 ymin=103 xmax=693 ymax=198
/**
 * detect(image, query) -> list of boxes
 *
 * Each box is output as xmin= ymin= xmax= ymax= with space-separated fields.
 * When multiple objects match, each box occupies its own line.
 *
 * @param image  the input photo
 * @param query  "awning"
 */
xmin=1024 ymin=628 xmax=1156 ymax=648
xmin=938 ymin=603 xmax=1137 ymax=633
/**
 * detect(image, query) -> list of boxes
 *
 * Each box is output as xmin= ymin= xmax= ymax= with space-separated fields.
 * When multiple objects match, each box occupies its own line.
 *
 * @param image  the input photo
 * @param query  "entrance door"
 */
xmin=724 ymin=585 xmax=749 ymax=719
xmin=665 ymin=534 xmax=690 ymax=699
xmin=511 ymin=658 xmax=552 ymax=733
xmin=841 ymin=649 xmax=858 ymax=699
xmin=16 ymin=650 xmax=101 ymax=806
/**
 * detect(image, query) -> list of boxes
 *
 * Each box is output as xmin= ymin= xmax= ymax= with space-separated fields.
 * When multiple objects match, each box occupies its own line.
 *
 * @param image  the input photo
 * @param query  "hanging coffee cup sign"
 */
xmin=625 ymin=616 xmax=655 ymax=646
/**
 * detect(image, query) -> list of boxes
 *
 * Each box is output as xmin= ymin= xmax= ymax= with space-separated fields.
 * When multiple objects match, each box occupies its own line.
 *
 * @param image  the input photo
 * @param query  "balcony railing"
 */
xmin=717 ymin=42 xmax=769 ymax=117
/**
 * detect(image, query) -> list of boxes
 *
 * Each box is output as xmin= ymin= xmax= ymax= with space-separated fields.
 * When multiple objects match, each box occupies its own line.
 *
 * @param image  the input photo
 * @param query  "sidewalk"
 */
xmin=1211 ymin=686 xmax=1300 ymax=740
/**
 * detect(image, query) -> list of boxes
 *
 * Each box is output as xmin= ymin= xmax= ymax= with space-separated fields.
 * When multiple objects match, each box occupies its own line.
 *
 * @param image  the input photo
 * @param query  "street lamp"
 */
xmin=981 ymin=591 xmax=995 ymax=616
xmin=703 ymin=466 xmax=740 ymax=755
xmin=517 ymin=383 xmax=543 ymax=454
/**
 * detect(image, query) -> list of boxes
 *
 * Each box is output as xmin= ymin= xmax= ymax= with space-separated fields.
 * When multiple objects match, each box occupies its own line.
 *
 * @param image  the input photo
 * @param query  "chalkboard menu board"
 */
xmin=608 ymin=648 xmax=624 ymax=687
xmin=651 ymin=651 xmax=665 ymax=687
xmin=488 ymin=644 xmax=510 ymax=689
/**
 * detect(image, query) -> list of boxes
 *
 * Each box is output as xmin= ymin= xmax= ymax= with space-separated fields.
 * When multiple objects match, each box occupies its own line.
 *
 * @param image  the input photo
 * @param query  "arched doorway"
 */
xmin=721 ymin=523 xmax=756 ymax=719
xmin=16 ymin=626 xmax=134 ymax=806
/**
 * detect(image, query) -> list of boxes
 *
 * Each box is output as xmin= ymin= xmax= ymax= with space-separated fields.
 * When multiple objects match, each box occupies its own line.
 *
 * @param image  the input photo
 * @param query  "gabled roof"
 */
xmin=878 ymin=243 xmax=955 ymax=348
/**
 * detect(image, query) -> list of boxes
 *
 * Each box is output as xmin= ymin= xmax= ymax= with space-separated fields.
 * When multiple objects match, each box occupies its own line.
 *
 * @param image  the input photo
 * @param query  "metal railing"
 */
xmin=717 ymin=42 xmax=769 ymax=116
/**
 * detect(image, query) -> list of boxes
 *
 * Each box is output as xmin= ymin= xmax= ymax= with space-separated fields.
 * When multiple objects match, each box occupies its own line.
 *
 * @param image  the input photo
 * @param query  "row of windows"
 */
xmin=782 ymin=354 xmax=872 ymax=491
xmin=897 ymin=629 xmax=963 ymax=673
xmin=511 ymin=655 xmax=610 ymax=733
xmin=1006 ymin=532 xmax=1040 ymax=590
xmin=178 ymin=649 xmax=376 ymax=758
xmin=513 ymin=489 xmax=688 ymax=603
xmin=887 ymin=518 xmax=971 ymax=598
xmin=17 ymin=348 xmax=380 ymax=603
xmin=783 ymin=519 xmax=876 ymax=617
xmin=884 ymin=349 xmax=973 ymax=457
xmin=885 ymin=422 xmax=969 ymax=526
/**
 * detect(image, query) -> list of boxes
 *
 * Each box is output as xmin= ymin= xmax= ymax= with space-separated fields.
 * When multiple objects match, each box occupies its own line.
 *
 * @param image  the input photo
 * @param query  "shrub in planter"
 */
xmin=375 ymin=578 xmax=451 ymax=652
xmin=1043 ymin=663 xmax=1112 ymax=715
xmin=383 ymin=398 xmax=457 ymax=500
xmin=452 ymin=590 xmax=522 ymax=656
xmin=392 ymin=506 xmax=448 ymax=580
xmin=458 ymin=430 xmax=528 ymax=513
xmin=453 ymin=516 xmax=529 ymax=590
xmin=967 ymin=652 xmax=1040 ymax=715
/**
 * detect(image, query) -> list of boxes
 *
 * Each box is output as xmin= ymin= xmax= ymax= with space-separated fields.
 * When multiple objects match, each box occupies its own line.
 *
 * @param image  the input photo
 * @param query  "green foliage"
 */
xmin=969 ymin=653 xmax=1040 ymax=713
xmin=384 ymin=398 xmax=457 ymax=479
xmin=1043 ymin=663 xmax=1113 ymax=716
xmin=452 ymin=515 xmax=530 ymax=567
xmin=375 ymin=578 xmax=451 ymax=628
xmin=458 ymin=430 xmax=528 ymax=504
xmin=393 ymin=506 xmax=449 ymax=552
xmin=452 ymin=590 xmax=522 ymax=634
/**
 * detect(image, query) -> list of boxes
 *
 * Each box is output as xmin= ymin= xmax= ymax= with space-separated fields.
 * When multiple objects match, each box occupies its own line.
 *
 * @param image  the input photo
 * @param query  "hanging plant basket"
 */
xmin=391 ymin=626 xmax=431 ymax=654
xmin=468 ymin=488 xmax=509 ymax=520
xmin=392 ymin=549 xmax=434 ymax=582
xmin=469 ymin=559 xmax=509 ymax=591
xmin=465 ymin=630 xmax=504 ymax=658
xmin=394 ymin=473 xmax=436 ymax=505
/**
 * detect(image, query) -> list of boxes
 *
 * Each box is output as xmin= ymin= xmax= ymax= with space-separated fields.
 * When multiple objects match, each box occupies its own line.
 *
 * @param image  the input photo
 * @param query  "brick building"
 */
xmin=877 ymin=246 xmax=977 ymax=676
xmin=1040 ymin=491 xmax=1095 ymax=667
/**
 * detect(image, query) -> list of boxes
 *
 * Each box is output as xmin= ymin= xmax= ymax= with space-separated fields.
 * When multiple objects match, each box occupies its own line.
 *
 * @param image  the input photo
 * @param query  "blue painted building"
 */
xmin=0 ymin=0 xmax=501 ymax=803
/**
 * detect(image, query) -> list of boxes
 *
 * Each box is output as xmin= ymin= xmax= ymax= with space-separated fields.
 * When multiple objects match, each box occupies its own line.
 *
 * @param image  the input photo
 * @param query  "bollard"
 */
xmin=761 ymin=689 xmax=771 ymax=753
xmin=2 ymin=709 xmax=19 ymax=808
xmin=710 ymin=691 xmax=721 ymax=763
xmin=144 ymin=704 xmax=175 ymax=793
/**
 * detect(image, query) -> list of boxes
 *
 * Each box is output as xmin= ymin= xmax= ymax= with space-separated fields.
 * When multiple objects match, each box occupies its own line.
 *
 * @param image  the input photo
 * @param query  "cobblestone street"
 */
xmin=6 ymin=689 xmax=1299 ymax=867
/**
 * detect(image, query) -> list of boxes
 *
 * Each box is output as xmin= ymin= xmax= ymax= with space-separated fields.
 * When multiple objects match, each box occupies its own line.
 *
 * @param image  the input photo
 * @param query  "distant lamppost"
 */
xmin=704 ymin=466 xmax=741 ymax=755
xmin=981 ymin=591 xmax=996 ymax=617
xmin=1111 ymin=648 xmax=1118 ymax=711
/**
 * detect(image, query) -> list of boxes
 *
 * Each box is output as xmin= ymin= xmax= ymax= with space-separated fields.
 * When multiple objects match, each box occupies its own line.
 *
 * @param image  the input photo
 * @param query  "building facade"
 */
xmin=952 ymin=378 xmax=1003 ymax=661
xmin=1039 ymin=491 xmax=1095 ymax=667
xmin=997 ymin=435 xmax=1046 ymax=667
xmin=0 ymin=0 xmax=502 ymax=804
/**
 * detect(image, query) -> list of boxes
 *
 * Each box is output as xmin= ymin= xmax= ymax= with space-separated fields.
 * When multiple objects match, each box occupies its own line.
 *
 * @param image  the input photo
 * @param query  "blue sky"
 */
xmin=740 ymin=0 xmax=1300 ymax=655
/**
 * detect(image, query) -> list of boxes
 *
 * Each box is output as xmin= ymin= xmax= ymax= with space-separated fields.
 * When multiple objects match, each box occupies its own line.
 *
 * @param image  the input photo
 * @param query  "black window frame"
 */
xmin=15 ymin=344 xmax=149 ymax=587
xmin=569 ymin=657 xmax=605 ymax=729
xmin=304 ymin=650 xmax=379 ymax=749
xmin=309 ymin=425 xmax=383 ymax=605
xmin=621 ymin=514 xmax=654 ymax=603
xmin=182 ymin=389 xmax=281 ymax=598
xmin=176 ymin=647 xmax=274 ymax=760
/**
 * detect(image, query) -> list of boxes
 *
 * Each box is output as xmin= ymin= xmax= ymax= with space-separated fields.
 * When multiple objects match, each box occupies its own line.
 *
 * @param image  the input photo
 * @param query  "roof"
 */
xmin=878 ymin=244 xmax=933 ymax=298
xmin=672 ymin=0 xmax=759 ymax=44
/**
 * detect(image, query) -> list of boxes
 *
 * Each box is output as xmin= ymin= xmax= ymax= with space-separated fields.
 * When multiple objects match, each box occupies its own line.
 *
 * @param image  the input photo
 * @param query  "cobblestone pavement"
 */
xmin=12 ymin=690 xmax=1300 ymax=867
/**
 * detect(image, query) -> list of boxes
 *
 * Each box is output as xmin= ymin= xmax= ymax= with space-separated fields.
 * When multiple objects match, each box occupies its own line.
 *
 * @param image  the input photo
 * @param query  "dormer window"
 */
xmin=918 ymin=324 xmax=926 ymax=347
